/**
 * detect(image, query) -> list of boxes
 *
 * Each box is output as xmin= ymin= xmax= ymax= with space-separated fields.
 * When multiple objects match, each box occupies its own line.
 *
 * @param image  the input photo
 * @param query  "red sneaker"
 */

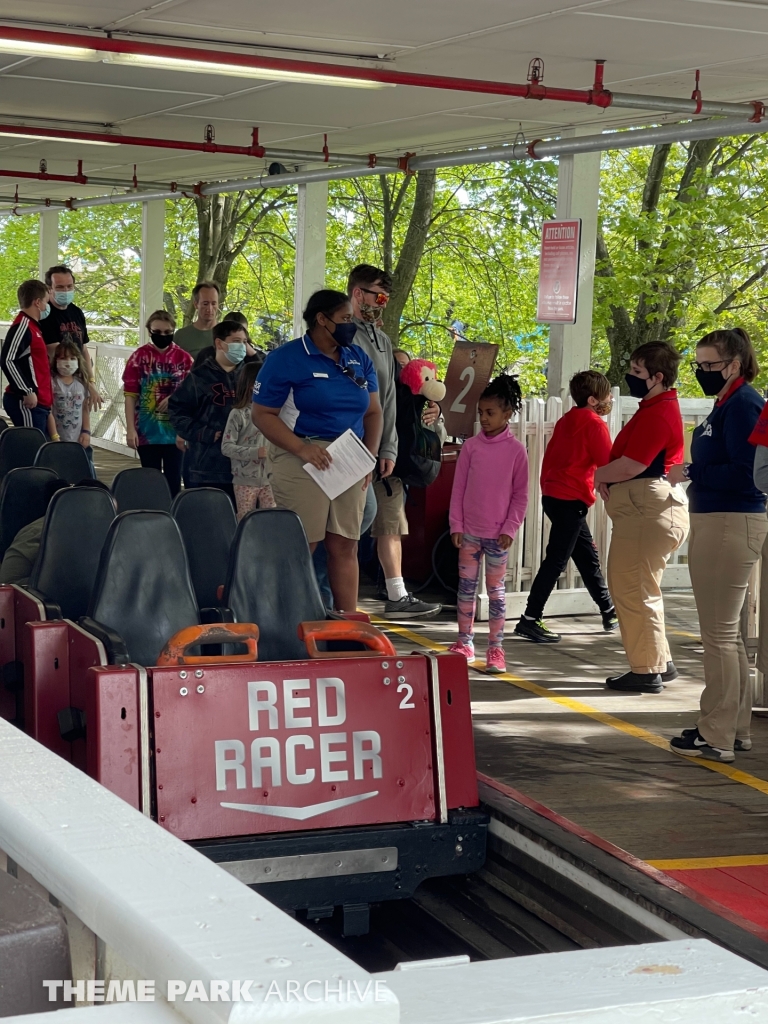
xmin=448 ymin=641 xmax=475 ymax=662
xmin=485 ymin=646 xmax=506 ymax=674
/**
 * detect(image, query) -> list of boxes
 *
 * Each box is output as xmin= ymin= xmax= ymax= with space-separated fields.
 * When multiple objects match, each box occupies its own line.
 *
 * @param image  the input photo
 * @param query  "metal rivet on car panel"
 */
xmin=195 ymin=669 xmax=204 ymax=678
xmin=383 ymin=677 xmax=391 ymax=685
xmin=197 ymin=685 xmax=205 ymax=693
xmin=397 ymin=675 xmax=405 ymax=684
xmin=179 ymin=687 xmax=188 ymax=696
xmin=396 ymin=661 xmax=403 ymax=668
xmin=381 ymin=662 xmax=389 ymax=669
xmin=179 ymin=670 xmax=187 ymax=679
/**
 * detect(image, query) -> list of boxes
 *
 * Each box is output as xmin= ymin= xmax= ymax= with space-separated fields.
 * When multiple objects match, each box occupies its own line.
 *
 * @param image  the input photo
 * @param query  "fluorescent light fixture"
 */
xmin=0 ymin=39 xmax=99 ymax=61
xmin=103 ymin=52 xmax=393 ymax=89
xmin=0 ymin=130 xmax=118 ymax=146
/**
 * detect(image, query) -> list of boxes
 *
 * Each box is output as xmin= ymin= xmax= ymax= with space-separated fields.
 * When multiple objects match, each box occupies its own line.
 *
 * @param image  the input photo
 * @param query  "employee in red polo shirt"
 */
xmin=594 ymin=342 xmax=688 ymax=695
xmin=666 ymin=329 xmax=766 ymax=764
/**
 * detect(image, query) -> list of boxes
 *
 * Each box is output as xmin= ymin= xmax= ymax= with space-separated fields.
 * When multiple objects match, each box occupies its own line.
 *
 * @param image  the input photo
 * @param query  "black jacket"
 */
xmin=168 ymin=356 xmax=238 ymax=485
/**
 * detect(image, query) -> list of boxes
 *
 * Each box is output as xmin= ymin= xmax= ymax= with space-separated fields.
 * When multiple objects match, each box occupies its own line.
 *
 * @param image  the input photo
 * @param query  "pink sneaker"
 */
xmin=485 ymin=646 xmax=506 ymax=674
xmin=448 ymin=641 xmax=475 ymax=662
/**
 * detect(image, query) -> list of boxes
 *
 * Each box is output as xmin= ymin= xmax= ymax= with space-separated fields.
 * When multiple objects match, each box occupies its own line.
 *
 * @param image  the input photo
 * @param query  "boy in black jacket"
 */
xmin=168 ymin=321 xmax=248 ymax=500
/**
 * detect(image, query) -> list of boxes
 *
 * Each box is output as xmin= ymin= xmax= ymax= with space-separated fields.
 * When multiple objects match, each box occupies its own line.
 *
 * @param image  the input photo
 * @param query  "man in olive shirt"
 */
xmin=174 ymin=281 xmax=220 ymax=358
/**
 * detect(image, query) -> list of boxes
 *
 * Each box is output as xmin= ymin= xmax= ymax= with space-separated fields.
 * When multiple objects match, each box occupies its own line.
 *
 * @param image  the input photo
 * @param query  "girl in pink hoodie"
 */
xmin=449 ymin=375 xmax=529 ymax=673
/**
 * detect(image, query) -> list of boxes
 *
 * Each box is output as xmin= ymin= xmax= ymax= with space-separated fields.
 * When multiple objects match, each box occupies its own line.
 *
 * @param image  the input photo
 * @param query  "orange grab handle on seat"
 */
xmin=157 ymin=623 xmax=259 ymax=665
xmin=298 ymin=619 xmax=396 ymax=659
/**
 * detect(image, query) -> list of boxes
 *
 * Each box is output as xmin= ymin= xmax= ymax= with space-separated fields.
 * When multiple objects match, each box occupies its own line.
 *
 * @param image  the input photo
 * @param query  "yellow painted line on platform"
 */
xmin=648 ymin=854 xmax=768 ymax=870
xmin=375 ymin=619 xmax=768 ymax=799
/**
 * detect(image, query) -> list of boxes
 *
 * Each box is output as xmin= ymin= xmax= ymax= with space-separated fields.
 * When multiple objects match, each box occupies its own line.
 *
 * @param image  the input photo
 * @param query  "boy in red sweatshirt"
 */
xmin=515 ymin=370 xmax=617 ymax=644
xmin=1 ymin=279 xmax=53 ymax=435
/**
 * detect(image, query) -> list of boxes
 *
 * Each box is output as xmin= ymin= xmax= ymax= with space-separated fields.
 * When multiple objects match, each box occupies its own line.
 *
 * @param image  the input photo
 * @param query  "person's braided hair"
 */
xmin=481 ymin=373 xmax=523 ymax=413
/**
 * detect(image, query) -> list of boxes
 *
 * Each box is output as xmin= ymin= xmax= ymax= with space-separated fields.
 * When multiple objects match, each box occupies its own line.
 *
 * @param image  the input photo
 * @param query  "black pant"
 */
xmin=3 ymin=393 xmax=50 ymax=435
xmin=525 ymin=496 xmax=613 ymax=620
xmin=138 ymin=443 xmax=183 ymax=497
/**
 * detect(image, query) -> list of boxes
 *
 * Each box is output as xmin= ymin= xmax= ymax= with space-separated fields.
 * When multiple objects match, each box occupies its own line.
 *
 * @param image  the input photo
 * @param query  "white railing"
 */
xmin=87 ymin=342 xmax=138 ymax=455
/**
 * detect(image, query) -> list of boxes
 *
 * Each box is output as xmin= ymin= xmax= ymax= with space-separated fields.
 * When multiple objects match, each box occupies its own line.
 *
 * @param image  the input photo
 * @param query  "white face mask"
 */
xmin=57 ymin=360 xmax=78 ymax=376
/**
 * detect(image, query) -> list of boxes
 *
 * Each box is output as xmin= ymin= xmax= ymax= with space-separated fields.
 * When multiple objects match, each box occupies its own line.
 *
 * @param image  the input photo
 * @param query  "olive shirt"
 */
xmin=174 ymin=323 xmax=213 ymax=359
xmin=0 ymin=517 xmax=44 ymax=586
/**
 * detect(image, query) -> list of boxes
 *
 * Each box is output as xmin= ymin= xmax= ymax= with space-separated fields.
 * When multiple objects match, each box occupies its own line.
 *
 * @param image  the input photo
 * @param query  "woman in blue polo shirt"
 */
xmin=252 ymin=289 xmax=382 ymax=613
xmin=667 ymin=328 xmax=766 ymax=764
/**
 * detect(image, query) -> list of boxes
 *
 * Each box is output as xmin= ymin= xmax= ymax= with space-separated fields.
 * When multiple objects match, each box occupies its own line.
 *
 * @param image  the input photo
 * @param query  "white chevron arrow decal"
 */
xmin=221 ymin=791 xmax=379 ymax=820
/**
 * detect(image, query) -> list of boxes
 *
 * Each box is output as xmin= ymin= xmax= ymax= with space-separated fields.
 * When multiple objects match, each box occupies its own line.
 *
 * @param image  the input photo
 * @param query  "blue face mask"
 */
xmin=54 ymin=290 xmax=74 ymax=307
xmin=226 ymin=341 xmax=246 ymax=365
xmin=38 ymin=304 xmax=50 ymax=321
xmin=331 ymin=321 xmax=358 ymax=348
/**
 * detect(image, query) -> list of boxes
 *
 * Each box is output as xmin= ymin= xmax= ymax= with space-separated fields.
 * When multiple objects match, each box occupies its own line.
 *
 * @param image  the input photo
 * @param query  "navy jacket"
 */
xmin=688 ymin=380 xmax=766 ymax=514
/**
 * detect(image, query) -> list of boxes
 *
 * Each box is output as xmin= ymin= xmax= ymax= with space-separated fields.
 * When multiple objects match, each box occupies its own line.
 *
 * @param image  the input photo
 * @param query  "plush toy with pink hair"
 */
xmin=398 ymin=358 xmax=446 ymax=403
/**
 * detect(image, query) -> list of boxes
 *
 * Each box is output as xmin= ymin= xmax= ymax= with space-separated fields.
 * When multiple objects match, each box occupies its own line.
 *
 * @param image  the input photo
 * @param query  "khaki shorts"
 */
xmin=371 ymin=477 xmax=409 ymax=537
xmin=268 ymin=441 xmax=366 ymax=544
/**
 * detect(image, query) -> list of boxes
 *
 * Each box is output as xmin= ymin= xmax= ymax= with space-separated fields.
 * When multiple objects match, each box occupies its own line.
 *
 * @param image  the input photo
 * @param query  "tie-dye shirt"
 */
xmin=122 ymin=342 xmax=193 ymax=445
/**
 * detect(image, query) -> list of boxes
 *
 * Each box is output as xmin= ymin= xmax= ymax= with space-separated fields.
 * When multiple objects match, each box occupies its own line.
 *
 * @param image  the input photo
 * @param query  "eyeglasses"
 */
xmin=339 ymin=365 xmax=368 ymax=389
xmin=690 ymin=359 xmax=729 ymax=372
xmin=360 ymin=287 xmax=390 ymax=307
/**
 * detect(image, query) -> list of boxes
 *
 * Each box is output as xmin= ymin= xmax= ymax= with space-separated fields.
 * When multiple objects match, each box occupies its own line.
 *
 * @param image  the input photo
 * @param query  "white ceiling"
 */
xmin=0 ymin=0 xmax=766 ymax=200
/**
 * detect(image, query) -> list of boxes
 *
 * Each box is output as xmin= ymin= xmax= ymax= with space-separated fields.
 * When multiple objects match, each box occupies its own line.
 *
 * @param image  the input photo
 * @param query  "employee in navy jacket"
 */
xmin=252 ymin=289 xmax=383 ymax=614
xmin=668 ymin=328 xmax=766 ymax=764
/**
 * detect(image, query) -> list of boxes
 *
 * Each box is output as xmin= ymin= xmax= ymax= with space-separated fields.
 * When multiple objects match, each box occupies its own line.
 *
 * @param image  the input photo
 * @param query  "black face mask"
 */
xmin=625 ymin=373 xmax=653 ymax=400
xmin=150 ymin=331 xmax=174 ymax=350
xmin=695 ymin=367 xmax=729 ymax=396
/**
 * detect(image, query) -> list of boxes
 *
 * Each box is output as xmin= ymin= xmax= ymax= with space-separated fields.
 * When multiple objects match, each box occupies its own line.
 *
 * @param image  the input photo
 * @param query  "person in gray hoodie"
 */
xmin=347 ymin=264 xmax=440 ymax=619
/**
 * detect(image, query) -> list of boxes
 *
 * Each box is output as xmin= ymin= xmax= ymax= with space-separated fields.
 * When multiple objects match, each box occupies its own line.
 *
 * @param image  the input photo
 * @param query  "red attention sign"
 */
xmin=152 ymin=657 xmax=436 ymax=840
xmin=536 ymin=218 xmax=581 ymax=324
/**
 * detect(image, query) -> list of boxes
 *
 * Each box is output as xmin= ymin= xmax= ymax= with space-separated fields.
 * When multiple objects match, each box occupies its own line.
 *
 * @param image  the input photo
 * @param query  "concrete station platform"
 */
xmin=363 ymin=591 xmax=768 ymax=939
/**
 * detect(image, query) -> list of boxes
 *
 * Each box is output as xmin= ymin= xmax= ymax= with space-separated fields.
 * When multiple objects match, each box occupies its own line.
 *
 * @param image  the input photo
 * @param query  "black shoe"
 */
xmin=383 ymin=593 xmax=441 ymax=619
xmin=661 ymin=661 xmax=678 ymax=683
xmin=376 ymin=589 xmax=389 ymax=602
xmin=602 ymin=609 xmax=619 ymax=632
xmin=671 ymin=727 xmax=734 ymax=763
xmin=681 ymin=727 xmax=751 ymax=752
xmin=514 ymin=616 xmax=561 ymax=644
xmin=605 ymin=670 xmax=663 ymax=694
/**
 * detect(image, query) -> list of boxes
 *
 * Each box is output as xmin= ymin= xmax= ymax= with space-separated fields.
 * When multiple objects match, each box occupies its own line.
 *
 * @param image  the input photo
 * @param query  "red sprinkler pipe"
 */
xmin=0 ymin=159 xmax=87 ymax=184
xmin=0 ymin=24 xmax=614 ymax=107
xmin=0 ymin=121 xmax=266 ymax=157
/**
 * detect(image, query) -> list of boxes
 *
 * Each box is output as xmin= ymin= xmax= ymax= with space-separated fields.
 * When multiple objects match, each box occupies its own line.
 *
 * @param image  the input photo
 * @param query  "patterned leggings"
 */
xmin=457 ymin=535 xmax=509 ymax=647
xmin=234 ymin=483 xmax=276 ymax=521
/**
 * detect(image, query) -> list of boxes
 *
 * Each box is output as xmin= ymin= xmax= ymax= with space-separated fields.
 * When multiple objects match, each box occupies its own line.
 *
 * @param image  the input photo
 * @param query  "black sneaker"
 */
xmin=671 ymin=728 xmax=734 ymax=763
xmin=602 ymin=609 xmax=619 ymax=632
xmin=681 ymin=727 xmax=751 ymax=752
xmin=383 ymin=593 xmax=441 ymax=619
xmin=661 ymin=661 xmax=678 ymax=682
xmin=514 ymin=616 xmax=561 ymax=644
xmin=605 ymin=670 xmax=663 ymax=694
xmin=376 ymin=589 xmax=389 ymax=602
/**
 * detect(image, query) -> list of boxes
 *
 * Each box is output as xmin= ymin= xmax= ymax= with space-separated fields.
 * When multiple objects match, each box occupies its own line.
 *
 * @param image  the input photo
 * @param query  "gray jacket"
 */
xmin=221 ymin=406 xmax=270 ymax=486
xmin=352 ymin=318 xmax=397 ymax=464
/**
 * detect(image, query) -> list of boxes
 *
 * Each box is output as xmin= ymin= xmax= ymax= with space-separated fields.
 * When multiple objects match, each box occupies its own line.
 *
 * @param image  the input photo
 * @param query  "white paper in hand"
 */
xmin=303 ymin=429 xmax=377 ymax=500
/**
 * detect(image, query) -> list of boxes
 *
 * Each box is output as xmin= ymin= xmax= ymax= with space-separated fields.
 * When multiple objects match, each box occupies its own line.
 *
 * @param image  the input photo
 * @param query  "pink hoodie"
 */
xmin=449 ymin=427 xmax=529 ymax=539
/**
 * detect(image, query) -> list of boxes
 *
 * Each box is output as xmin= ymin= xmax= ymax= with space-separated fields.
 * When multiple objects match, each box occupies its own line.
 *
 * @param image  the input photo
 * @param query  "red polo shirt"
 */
xmin=610 ymin=389 xmax=684 ymax=475
xmin=541 ymin=406 xmax=613 ymax=506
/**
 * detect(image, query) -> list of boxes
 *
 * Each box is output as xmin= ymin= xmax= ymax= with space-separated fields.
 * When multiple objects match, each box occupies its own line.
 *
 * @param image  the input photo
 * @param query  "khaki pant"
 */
xmin=757 ymin=531 xmax=768 ymax=677
xmin=689 ymin=512 xmax=768 ymax=751
xmin=607 ymin=478 xmax=689 ymax=674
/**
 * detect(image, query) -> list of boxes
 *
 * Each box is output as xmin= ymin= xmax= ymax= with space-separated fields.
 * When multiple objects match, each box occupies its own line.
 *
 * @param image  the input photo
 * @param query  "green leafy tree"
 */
xmin=594 ymin=131 xmax=768 ymax=392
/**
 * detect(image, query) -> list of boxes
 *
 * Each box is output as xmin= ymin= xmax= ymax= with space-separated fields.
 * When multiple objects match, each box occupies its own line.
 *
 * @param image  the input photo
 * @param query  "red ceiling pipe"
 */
xmin=0 ymin=122 xmax=266 ymax=156
xmin=0 ymin=164 xmax=86 ymax=184
xmin=0 ymin=24 xmax=614 ymax=107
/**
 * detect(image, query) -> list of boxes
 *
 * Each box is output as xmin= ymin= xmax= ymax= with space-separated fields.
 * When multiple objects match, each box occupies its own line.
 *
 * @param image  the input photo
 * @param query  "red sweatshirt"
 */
xmin=540 ymin=406 xmax=612 ymax=506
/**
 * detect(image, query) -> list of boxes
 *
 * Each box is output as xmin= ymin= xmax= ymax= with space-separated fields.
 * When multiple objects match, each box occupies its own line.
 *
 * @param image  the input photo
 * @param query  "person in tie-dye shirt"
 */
xmin=123 ymin=310 xmax=193 ymax=497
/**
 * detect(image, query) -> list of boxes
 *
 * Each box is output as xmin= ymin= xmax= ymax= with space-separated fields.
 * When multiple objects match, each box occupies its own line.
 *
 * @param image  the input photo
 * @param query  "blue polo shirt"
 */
xmin=253 ymin=334 xmax=378 ymax=440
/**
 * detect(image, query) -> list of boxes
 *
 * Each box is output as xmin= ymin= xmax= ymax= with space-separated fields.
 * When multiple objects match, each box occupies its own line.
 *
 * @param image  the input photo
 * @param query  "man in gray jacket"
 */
xmin=348 ymin=264 xmax=440 ymax=619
